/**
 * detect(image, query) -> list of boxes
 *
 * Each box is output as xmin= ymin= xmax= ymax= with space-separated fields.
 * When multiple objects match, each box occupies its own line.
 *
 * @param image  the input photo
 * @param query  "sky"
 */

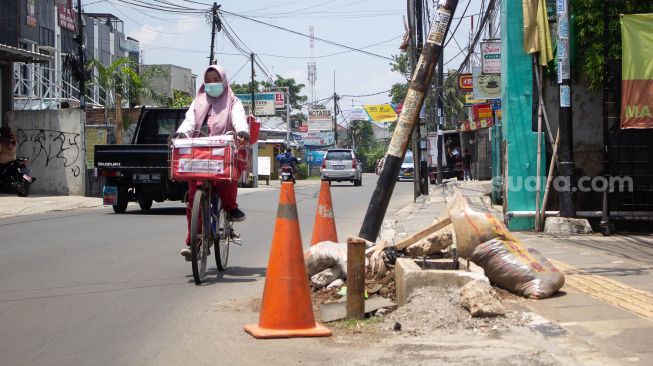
xmin=84 ymin=0 xmax=488 ymax=119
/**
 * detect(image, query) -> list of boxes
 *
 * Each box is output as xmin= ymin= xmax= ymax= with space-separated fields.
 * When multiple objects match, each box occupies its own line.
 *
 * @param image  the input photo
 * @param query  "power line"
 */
xmin=456 ymin=0 xmax=496 ymax=74
xmin=220 ymin=9 xmax=394 ymax=61
xmin=341 ymin=89 xmax=391 ymax=98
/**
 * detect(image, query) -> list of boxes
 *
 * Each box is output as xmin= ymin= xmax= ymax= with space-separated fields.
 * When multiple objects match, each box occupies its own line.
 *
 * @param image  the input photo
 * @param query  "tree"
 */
xmin=87 ymin=57 xmax=169 ymax=118
xmin=231 ymin=75 xmax=308 ymax=122
xmin=442 ymin=71 xmax=466 ymax=129
xmin=166 ymin=89 xmax=194 ymax=108
xmin=570 ymin=0 xmax=653 ymax=90
xmin=87 ymin=57 xmax=132 ymax=124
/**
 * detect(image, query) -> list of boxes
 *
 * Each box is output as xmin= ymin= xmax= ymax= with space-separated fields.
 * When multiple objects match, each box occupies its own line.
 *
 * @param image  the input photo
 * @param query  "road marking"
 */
xmin=550 ymin=259 xmax=653 ymax=321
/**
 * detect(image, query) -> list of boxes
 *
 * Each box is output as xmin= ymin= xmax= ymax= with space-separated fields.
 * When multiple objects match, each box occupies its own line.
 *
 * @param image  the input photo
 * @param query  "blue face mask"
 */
xmin=204 ymin=83 xmax=224 ymax=97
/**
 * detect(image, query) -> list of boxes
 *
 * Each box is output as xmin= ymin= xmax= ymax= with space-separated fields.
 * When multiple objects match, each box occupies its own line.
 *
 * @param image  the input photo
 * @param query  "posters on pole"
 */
xmin=620 ymin=14 xmax=653 ymax=128
xmin=363 ymin=104 xmax=397 ymax=122
xmin=481 ymin=42 xmax=501 ymax=74
xmin=236 ymin=93 xmax=276 ymax=116
xmin=473 ymin=67 xmax=501 ymax=100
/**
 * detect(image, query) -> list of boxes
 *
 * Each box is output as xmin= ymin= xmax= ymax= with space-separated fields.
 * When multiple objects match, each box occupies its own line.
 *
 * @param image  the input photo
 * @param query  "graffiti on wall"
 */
xmin=16 ymin=129 xmax=82 ymax=177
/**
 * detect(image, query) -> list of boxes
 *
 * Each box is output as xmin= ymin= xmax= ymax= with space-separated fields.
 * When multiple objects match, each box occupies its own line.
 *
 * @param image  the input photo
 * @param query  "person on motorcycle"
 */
xmin=0 ymin=126 xmax=17 ymax=171
xmin=174 ymin=64 xmax=249 ymax=260
xmin=277 ymin=147 xmax=299 ymax=183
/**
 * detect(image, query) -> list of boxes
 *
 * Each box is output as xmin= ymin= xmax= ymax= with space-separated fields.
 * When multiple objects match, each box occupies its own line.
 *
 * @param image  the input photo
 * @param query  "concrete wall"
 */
xmin=11 ymin=109 xmax=85 ymax=195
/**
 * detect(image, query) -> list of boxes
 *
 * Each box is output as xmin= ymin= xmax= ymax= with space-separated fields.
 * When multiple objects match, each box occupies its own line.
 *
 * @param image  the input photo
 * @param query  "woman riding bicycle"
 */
xmin=175 ymin=64 xmax=249 ymax=260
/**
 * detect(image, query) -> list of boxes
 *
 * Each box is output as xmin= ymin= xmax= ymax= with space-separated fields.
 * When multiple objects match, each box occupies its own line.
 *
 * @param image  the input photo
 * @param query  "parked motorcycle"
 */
xmin=280 ymin=164 xmax=296 ymax=183
xmin=0 ymin=157 xmax=36 ymax=197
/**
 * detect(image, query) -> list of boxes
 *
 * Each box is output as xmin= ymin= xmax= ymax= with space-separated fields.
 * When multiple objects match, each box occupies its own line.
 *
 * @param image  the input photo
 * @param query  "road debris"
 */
xmin=460 ymin=280 xmax=506 ymax=317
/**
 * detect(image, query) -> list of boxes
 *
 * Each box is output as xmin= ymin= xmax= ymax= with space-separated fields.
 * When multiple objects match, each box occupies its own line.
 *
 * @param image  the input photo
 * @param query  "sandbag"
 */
xmin=304 ymin=241 xmax=347 ymax=277
xmin=470 ymin=238 xmax=565 ymax=299
xmin=447 ymin=192 xmax=517 ymax=258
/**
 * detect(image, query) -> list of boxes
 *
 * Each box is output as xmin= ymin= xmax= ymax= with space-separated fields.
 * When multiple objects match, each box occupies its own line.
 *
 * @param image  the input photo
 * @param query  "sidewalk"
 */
xmin=389 ymin=180 xmax=653 ymax=365
xmin=0 ymin=179 xmax=321 ymax=219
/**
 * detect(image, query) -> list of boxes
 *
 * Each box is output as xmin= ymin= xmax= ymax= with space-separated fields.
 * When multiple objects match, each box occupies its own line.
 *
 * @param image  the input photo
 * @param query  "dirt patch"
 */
xmin=381 ymin=286 xmax=530 ymax=336
xmin=213 ymin=297 xmax=261 ymax=313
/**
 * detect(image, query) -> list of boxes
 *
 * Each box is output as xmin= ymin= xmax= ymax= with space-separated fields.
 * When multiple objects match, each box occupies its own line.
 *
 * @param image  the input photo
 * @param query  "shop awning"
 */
xmin=0 ymin=43 xmax=53 ymax=63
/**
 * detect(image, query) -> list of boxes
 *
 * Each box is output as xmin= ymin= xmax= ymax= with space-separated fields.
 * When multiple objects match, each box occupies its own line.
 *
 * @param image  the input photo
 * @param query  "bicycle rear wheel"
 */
xmin=214 ymin=199 xmax=231 ymax=271
xmin=190 ymin=188 xmax=209 ymax=284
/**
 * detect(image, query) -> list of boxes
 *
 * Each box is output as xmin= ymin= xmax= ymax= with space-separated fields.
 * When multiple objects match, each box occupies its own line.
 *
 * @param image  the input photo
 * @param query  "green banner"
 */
xmin=621 ymin=14 xmax=653 ymax=128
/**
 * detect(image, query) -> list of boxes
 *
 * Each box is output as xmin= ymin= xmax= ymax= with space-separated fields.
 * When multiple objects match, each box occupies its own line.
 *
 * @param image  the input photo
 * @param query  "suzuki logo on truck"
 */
xmin=98 ymin=162 xmax=121 ymax=167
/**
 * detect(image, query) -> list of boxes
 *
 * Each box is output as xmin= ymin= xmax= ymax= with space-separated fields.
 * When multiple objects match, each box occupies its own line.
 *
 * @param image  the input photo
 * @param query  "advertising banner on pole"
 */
xmin=621 ymin=14 xmax=653 ymax=129
xmin=308 ymin=108 xmax=333 ymax=131
xmin=363 ymin=104 xmax=398 ymax=122
xmin=473 ymin=66 xmax=501 ymax=100
xmin=349 ymin=106 xmax=370 ymax=121
xmin=300 ymin=131 xmax=335 ymax=146
xmin=236 ymin=93 xmax=276 ymax=116
xmin=481 ymin=42 xmax=501 ymax=74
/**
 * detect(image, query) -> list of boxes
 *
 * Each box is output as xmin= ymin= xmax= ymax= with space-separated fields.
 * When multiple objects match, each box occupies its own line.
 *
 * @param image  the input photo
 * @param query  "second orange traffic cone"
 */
xmin=310 ymin=180 xmax=338 ymax=245
xmin=244 ymin=182 xmax=331 ymax=339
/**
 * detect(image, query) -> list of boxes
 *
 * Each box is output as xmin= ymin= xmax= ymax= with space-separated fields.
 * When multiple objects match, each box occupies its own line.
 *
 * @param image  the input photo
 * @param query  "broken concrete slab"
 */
xmin=460 ymin=280 xmax=506 ymax=317
xmin=319 ymin=296 xmax=396 ymax=322
xmin=395 ymin=258 xmax=488 ymax=306
xmin=404 ymin=227 xmax=453 ymax=257
xmin=544 ymin=217 xmax=593 ymax=235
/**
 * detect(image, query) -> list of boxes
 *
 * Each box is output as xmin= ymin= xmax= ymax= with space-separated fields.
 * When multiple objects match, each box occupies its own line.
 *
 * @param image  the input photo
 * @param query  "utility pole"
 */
xmin=75 ymin=0 xmax=85 ymax=109
xmin=208 ymin=3 xmax=221 ymax=65
xmin=436 ymin=53 xmax=444 ymax=184
xmin=250 ymin=52 xmax=258 ymax=187
xmin=333 ymin=70 xmax=338 ymax=146
xmin=410 ymin=0 xmax=426 ymax=199
xmin=359 ymin=0 xmax=459 ymax=241
xmin=557 ymin=0 xmax=574 ymax=217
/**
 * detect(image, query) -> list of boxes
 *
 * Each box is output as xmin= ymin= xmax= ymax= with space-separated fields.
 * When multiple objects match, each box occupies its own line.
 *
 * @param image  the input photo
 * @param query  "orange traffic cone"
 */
xmin=310 ymin=180 xmax=338 ymax=245
xmin=244 ymin=182 xmax=332 ymax=339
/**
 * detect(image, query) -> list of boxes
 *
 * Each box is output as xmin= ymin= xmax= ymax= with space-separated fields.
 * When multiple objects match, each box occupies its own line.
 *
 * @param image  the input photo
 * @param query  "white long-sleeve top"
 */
xmin=176 ymin=98 xmax=249 ymax=136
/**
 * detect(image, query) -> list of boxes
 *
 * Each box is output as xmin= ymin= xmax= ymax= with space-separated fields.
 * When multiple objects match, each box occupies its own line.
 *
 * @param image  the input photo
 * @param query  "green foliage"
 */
xmin=389 ymin=52 xmax=410 ymax=104
xmin=570 ymin=0 xmax=653 ymax=90
xmin=166 ymin=89 xmax=193 ymax=108
xmin=443 ymin=71 xmax=466 ymax=129
xmin=340 ymin=120 xmax=385 ymax=173
xmin=296 ymin=163 xmax=309 ymax=179
xmin=230 ymin=75 xmax=308 ymax=121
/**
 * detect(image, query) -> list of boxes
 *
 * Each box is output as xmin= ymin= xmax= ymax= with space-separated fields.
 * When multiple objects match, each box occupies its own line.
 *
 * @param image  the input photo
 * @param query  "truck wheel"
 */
xmin=138 ymin=196 xmax=153 ymax=210
xmin=113 ymin=191 xmax=128 ymax=214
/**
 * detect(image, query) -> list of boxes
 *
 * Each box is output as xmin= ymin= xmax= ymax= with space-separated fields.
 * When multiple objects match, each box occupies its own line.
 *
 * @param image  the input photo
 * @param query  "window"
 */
xmin=325 ymin=151 xmax=353 ymax=161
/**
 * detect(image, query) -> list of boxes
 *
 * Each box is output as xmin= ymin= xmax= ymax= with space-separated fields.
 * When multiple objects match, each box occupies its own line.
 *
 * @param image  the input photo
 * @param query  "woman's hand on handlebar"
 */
xmin=167 ymin=132 xmax=189 ymax=145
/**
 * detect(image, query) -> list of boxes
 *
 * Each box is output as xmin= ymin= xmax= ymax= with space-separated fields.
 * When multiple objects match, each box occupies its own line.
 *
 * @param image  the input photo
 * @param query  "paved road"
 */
xmin=0 ymin=174 xmax=415 ymax=366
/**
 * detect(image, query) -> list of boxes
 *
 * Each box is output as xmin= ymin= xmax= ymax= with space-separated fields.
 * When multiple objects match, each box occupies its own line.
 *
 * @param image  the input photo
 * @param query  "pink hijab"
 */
xmin=192 ymin=64 xmax=237 ymax=135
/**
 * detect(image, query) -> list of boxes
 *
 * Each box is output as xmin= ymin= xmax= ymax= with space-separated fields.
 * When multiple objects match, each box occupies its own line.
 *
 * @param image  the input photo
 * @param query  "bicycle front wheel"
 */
xmin=215 ymin=202 xmax=230 ymax=271
xmin=190 ymin=188 xmax=209 ymax=284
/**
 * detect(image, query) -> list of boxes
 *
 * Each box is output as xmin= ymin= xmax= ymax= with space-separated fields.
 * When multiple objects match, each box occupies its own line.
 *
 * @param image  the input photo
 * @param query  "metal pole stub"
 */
xmin=346 ymin=235 xmax=367 ymax=320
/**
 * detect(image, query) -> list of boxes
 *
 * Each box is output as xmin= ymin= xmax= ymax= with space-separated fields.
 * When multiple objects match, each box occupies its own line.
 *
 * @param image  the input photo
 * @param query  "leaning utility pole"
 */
xmin=557 ymin=0 xmax=574 ymax=217
xmin=436 ymin=53 xmax=444 ymax=184
xmin=251 ymin=52 xmax=258 ymax=187
xmin=75 ymin=0 xmax=85 ymax=109
xmin=209 ymin=3 xmax=221 ymax=65
xmin=410 ymin=0 xmax=426 ymax=199
xmin=333 ymin=70 xmax=339 ymax=146
xmin=359 ymin=0 xmax=459 ymax=241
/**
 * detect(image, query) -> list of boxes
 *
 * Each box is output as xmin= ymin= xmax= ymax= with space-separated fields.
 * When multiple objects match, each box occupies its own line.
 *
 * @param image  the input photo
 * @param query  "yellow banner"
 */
xmin=363 ymin=104 xmax=397 ymax=122
xmin=621 ymin=14 xmax=653 ymax=129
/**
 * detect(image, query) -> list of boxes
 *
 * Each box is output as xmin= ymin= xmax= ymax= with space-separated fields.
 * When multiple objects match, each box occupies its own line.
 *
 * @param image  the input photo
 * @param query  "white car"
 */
xmin=320 ymin=149 xmax=363 ymax=186
xmin=398 ymin=151 xmax=415 ymax=181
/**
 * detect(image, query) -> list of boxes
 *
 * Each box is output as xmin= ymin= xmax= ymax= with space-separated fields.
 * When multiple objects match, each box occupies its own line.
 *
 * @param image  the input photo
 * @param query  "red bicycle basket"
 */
xmin=170 ymin=136 xmax=240 ymax=182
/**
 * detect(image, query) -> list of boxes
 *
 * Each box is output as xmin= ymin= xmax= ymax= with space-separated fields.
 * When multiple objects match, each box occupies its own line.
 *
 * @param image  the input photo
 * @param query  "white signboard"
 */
xmin=481 ymin=42 xmax=501 ymax=74
xmin=349 ymin=106 xmax=369 ymax=121
xmin=257 ymin=156 xmax=271 ymax=175
xmin=300 ymin=131 xmax=335 ymax=146
xmin=308 ymin=108 xmax=333 ymax=131
xmin=236 ymin=93 xmax=276 ymax=116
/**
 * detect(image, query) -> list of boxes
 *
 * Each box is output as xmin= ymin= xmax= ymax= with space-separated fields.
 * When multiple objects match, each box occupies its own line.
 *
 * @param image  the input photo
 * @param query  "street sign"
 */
xmin=458 ymin=73 xmax=473 ymax=92
xmin=236 ymin=93 xmax=276 ymax=116
xmin=481 ymin=42 xmax=501 ymax=74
